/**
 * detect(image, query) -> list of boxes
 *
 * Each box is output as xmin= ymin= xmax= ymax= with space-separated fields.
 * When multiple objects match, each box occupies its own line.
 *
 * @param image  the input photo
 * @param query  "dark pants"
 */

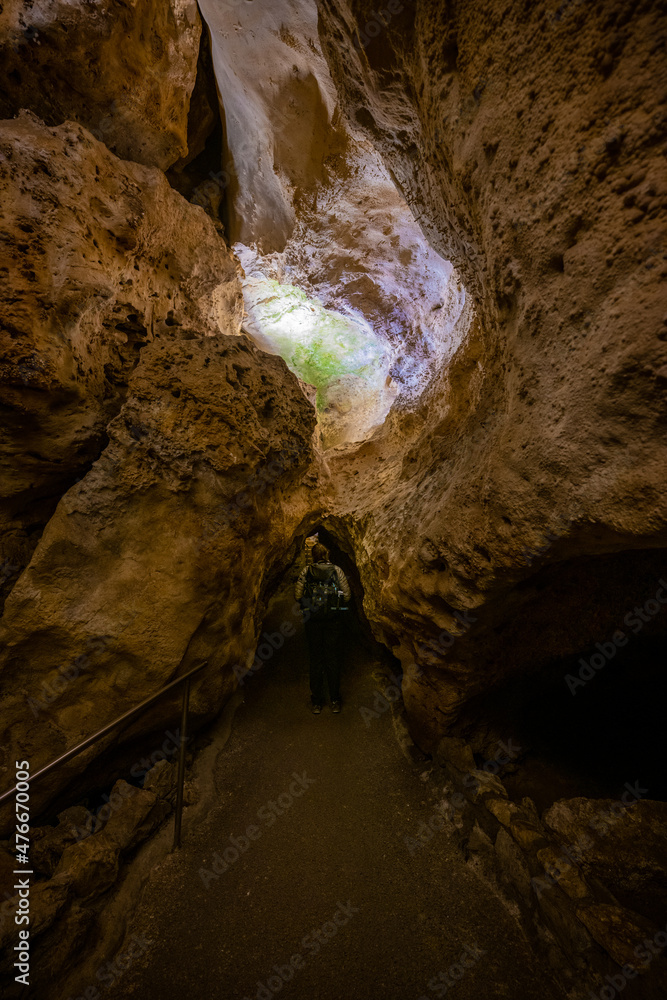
xmin=305 ymin=616 xmax=343 ymax=704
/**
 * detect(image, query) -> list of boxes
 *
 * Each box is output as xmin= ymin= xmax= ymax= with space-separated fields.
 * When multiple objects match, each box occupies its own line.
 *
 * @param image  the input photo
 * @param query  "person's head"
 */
xmin=312 ymin=543 xmax=329 ymax=564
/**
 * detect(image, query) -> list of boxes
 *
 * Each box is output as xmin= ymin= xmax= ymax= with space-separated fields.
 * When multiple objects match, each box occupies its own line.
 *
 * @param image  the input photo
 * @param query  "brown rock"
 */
xmin=466 ymin=822 xmax=494 ymax=856
xmin=435 ymin=736 xmax=476 ymax=774
xmin=543 ymin=797 xmax=667 ymax=915
xmin=508 ymin=819 xmax=545 ymax=852
xmin=467 ymin=770 xmax=507 ymax=803
xmin=54 ymin=833 xmax=120 ymax=901
xmin=0 ymin=336 xmax=318 ymax=825
xmin=495 ymin=827 xmax=532 ymax=902
xmin=0 ymin=112 xmax=242 ymax=581
xmin=26 ymin=872 xmax=72 ymax=937
xmin=319 ymin=0 xmax=667 ymax=746
xmin=30 ymin=809 xmax=89 ymax=877
xmin=485 ymin=797 xmax=515 ymax=828
xmin=0 ymin=0 xmax=202 ymax=169
xmin=536 ymin=888 xmax=593 ymax=960
xmin=102 ymin=781 xmax=169 ymax=853
xmin=143 ymin=760 xmax=178 ymax=804
xmin=537 ymin=847 xmax=590 ymax=902
xmin=576 ymin=903 xmax=659 ymax=970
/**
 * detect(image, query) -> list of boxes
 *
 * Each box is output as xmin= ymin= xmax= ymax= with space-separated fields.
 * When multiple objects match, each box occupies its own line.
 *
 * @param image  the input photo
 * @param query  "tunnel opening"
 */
xmin=20 ymin=521 xmax=398 ymax=884
xmin=244 ymin=522 xmax=397 ymax=706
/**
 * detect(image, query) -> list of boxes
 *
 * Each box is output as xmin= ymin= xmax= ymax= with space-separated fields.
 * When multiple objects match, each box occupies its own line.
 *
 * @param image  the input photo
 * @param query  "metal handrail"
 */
xmin=0 ymin=660 xmax=208 ymax=850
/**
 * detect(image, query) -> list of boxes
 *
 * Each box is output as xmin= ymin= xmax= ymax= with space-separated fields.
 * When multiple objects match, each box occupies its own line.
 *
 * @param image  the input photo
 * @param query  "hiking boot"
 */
xmin=331 ymin=700 xmax=341 ymax=714
xmin=311 ymin=702 xmax=322 ymax=714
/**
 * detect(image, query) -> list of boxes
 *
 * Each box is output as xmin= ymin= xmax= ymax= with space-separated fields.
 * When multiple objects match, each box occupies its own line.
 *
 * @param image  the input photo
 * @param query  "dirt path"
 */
xmin=102 ymin=591 xmax=565 ymax=1000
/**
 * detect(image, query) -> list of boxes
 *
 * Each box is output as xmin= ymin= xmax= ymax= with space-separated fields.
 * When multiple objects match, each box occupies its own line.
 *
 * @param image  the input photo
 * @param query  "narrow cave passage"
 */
xmin=1 ymin=0 xmax=665 ymax=998
xmin=84 ymin=539 xmax=566 ymax=1000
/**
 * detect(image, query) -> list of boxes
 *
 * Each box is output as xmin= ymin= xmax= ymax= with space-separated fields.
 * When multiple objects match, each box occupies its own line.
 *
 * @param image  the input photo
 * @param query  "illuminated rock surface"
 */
xmin=0 ymin=112 xmax=242 ymax=586
xmin=318 ymin=0 xmax=667 ymax=745
xmin=240 ymin=270 xmax=397 ymax=446
xmin=199 ymin=0 xmax=470 ymax=445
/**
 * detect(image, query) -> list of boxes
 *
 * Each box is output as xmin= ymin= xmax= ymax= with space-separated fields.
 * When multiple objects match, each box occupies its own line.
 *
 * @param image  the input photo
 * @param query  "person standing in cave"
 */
xmin=295 ymin=543 xmax=351 ymax=714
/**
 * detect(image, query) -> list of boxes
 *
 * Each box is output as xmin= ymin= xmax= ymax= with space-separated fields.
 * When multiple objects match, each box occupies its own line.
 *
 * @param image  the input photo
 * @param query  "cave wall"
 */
xmin=0 ymin=3 xmax=324 ymax=823
xmin=317 ymin=0 xmax=667 ymax=746
xmin=0 ymin=0 xmax=662 ymax=805
xmin=0 ymin=335 xmax=319 ymax=825
xmin=0 ymin=112 xmax=242 ymax=594
xmin=0 ymin=0 xmax=202 ymax=169
xmin=198 ymin=0 xmax=471 ymax=451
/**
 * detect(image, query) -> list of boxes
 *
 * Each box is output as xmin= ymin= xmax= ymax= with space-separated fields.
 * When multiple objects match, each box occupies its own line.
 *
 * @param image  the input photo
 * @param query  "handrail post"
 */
xmin=172 ymin=676 xmax=191 ymax=850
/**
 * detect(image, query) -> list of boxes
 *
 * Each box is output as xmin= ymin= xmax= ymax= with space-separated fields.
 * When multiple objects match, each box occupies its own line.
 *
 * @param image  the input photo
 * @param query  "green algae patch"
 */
xmin=244 ymin=278 xmax=386 ymax=408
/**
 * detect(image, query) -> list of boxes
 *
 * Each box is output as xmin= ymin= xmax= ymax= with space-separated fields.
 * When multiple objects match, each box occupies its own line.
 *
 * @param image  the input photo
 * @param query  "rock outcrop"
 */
xmin=0 ymin=0 xmax=202 ymax=169
xmin=317 ymin=0 xmax=667 ymax=745
xmin=0 ymin=335 xmax=319 ymax=824
xmin=0 ymin=112 xmax=242 ymax=593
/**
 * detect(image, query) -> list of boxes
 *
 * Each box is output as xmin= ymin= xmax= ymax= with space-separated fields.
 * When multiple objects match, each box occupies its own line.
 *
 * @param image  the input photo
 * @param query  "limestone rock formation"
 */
xmin=199 ymin=0 xmax=470 ymax=447
xmin=544 ymin=797 xmax=667 ymax=923
xmin=0 ymin=335 xmax=319 ymax=824
xmin=317 ymin=0 xmax=667 ymax=745
xmin=0 ymin=112 xmax=242 ymax=590
xmin=0 ymin=0 xmax=202 ymax=169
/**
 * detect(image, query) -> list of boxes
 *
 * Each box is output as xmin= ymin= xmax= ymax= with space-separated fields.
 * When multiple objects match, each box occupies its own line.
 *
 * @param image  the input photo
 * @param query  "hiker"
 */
xmin=295 ymin=543 xmax=351 ymax=714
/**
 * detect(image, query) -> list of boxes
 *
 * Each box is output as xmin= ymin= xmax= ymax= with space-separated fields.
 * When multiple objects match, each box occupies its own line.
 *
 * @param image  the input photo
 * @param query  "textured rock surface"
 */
xmin=199 ymin=0 xmax=470 ymax=447
xmin=0 ymin=336 xmax=319 ymax=824
xmin=0 ymin=0 xmax=202 ymax=169
xmin=576 ymin=903 xmax=663 ymax=972
xmin=0 ymin=112 xmax=242 ymax=587
xmin=544 ymin=797 xmax=667 ymax=923
xmin=318 ymin=0 xmax=667 ymax=745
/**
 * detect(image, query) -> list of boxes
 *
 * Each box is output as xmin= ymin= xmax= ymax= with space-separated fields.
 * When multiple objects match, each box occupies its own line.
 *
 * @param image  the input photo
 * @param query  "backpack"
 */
xmin=304 ymin=566 xmax=341 ymax=618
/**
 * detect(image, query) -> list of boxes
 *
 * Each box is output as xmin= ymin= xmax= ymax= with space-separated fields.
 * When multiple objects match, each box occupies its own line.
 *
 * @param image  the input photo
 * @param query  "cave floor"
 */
xmin=102 ymin=593 xmax=566 ymax=1000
